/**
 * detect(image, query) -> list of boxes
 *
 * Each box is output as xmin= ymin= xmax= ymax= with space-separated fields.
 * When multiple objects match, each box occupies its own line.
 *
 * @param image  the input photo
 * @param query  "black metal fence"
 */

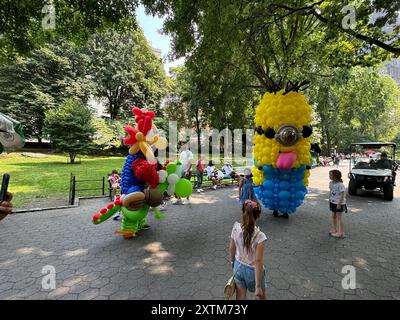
xmin=68 ymin=173 xmax=106 ymax=205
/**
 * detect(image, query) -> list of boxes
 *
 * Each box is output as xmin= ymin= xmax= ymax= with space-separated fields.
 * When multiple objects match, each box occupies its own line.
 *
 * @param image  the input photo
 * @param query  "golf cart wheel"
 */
xmin=348 ymin=180 xmax=357 ymax=196
xmin=383 ymin=184 xmax=394 ymax=201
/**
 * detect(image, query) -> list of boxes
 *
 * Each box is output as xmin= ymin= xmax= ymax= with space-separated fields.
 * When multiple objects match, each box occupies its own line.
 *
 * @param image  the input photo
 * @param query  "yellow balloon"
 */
xmin=154 ymin=136 xmax=168 ymax=150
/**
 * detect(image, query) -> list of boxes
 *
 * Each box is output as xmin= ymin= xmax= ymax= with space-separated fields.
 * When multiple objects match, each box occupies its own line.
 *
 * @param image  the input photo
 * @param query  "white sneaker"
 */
xmin=197 ymin=189 xmax=201 ymax=193
xmin=213 ymin=185 xmax=217 ymax=190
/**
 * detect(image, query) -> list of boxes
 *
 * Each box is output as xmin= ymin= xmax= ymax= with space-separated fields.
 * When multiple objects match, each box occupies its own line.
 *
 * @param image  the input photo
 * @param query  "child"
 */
xmin=108 ymin=170 xmax=121 ymax=201
xmin=329 ymin=169 xmax=346 ymax=238
xmin=229 ymin=200 xmax=267 ymax=300
xmin=239 ymin=168 xmax=257 ymax=205
xmin=108 ymin=170 xmax=121 ymax=221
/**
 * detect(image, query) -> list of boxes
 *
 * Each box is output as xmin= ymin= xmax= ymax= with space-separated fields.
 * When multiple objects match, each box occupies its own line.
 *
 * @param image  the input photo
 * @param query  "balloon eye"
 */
xmin=302 ymin=126 xmax=312 ymax=138
xmin=264 ymin=128 xmax=276 ymax=139
xmin=255 ymin=126 xmax=264 ymax=135
xmin=276 ymin=126 xmax=299 ymax=146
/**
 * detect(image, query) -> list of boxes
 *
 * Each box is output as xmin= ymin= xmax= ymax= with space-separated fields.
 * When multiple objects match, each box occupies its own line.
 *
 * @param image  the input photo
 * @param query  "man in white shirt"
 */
xmin=179 ymin=146 xmax=194 ymax=178
xmin=222 ymin=161 xmax=240 ymax=184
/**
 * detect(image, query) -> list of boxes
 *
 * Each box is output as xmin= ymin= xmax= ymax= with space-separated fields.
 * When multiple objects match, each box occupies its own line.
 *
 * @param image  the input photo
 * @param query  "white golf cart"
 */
xmin=348 ymin=142 xmax=397 ymax=201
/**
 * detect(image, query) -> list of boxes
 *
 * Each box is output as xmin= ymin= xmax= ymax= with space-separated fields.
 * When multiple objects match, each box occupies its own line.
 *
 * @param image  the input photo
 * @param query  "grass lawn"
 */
xmin=1 ymin=152 xmax=248 ymax=209
xmin=1 ymin=152 xmax=126 ymax=209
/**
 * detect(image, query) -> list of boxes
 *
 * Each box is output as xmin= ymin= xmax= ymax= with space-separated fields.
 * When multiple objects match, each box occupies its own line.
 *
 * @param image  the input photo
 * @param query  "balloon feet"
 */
xmin=114 ymin=229 xmax=136 ymax=239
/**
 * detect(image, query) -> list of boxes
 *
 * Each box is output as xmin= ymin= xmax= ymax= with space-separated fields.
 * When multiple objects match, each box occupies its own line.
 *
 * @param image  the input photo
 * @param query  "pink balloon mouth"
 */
xmin=276 ymin=152 xmax=297 ymax=170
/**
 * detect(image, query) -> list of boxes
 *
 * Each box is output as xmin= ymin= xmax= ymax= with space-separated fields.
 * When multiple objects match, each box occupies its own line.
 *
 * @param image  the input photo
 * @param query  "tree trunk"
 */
xmin=195 ymin=108 xmax=201 ymax=157
xmin=69 ymin=152 xmax=76 ymax=164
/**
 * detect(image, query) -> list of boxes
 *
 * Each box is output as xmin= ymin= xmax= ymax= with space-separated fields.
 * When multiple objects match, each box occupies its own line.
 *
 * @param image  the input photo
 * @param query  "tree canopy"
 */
xmin=0 ymin=0 xmax=138 ymax=62
xmin=85 ymin=28 xmax=167 ymax=120
xmin=44 ymin=99 xmax=96 ymax=163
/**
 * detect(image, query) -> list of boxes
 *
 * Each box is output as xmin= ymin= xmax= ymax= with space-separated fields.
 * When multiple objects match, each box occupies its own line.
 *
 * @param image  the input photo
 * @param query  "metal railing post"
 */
xmin=71 ymin=175 xmax=76 ymax=205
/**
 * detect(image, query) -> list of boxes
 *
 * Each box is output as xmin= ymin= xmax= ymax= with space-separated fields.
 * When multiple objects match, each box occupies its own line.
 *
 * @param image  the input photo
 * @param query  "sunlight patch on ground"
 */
xmin=0 ymin=259 xmax=17 ymax=267
xmin=15 ymin=247 xmax=35 ymax=255
xmin=187 ymin=197 xmax=219 ymax=204
xmin=354 ymin=257 xmax=370 ymax=271
xmin=14 ymin=247 xmax=52 ymax=257
xmin=142 ymin=242 xmax=174 ymax=274
xmin=63 ymin=275 xmax=85 ymax=287
xmin=64 ymin=248 xmax=88 ymax=257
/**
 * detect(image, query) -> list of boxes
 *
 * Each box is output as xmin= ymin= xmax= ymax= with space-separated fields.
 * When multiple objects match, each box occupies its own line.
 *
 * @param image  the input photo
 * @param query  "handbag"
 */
xmin=224 ymin=264 xmax=240 ymax=300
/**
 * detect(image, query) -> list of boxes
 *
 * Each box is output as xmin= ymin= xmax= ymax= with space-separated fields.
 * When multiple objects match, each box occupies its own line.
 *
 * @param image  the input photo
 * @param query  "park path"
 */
xmin=0 ymin=163 xmax=399 ymax=300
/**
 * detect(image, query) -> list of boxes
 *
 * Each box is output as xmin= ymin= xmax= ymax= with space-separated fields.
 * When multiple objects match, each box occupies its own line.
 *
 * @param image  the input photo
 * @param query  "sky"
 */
xmin=136 ymin=5 xmax=184 ymax=74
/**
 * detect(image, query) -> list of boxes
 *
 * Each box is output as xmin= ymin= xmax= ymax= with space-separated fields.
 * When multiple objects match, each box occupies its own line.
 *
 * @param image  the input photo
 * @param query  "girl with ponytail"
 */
xmin=229 ymin=199 xmax=267 ymax=299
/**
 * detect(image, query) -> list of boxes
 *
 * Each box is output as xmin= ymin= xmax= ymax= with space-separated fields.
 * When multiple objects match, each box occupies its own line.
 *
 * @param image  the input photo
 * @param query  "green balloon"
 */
xmin=174 ymin=179 xmax=193 ymax=198
xmin=158 ymin=181 xmax=168 ymax=193
xmin=166 ymin=163 xmax=177 ymax=175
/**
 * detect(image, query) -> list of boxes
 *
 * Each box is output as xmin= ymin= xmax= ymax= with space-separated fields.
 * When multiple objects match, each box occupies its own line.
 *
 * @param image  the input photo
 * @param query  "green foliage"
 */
xmin=0 ymin=39 xmax=92 ymax=141
xmin=0 ymin=0 xmax=138 ymax=62
xmin=85 ymin=28 xmax=167 ymax=119
xmin=307 ymin=66 xmax=400 ymax=154
xmin=45 ymin=99 xmax=96 ymax=163
xmin=92 ymin=118 xmax=124 ymax=151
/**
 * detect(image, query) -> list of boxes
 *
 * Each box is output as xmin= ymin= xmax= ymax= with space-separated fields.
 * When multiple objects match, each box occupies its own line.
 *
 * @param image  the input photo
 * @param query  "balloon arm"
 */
xmin=154 ymin=208 xmax=165 ymax=220
xmin=147 ymin=136 xmax=158 ymax=145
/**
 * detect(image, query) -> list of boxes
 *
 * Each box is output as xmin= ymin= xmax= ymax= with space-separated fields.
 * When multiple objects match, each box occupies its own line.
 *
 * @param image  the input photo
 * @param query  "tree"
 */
xmin=45 ymin=99 xmax=95 ymax=163
xmin=0 ymin=39 xmax=92 ymax=142
xmin=85 ymin=28 xmax=167 ymax=119
xmin=0 ymin=0 xmax=138 ymax=62
xmin=307 ymin=66 xmax=400 ymax=154
xmin=92 ymin=118 xmax=124 ymax=152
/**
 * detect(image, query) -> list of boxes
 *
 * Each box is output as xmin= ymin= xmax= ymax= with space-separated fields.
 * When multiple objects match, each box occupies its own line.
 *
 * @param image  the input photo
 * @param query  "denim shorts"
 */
xmin=233 ymin=259 xmax=266 ymax=292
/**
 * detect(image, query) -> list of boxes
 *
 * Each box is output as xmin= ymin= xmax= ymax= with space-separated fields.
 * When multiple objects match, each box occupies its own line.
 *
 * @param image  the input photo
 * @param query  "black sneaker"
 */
xmin=140 ymin=224 xmax=150 ymax=230
xmin=282 ymin=213 xmax=289 ymax=219
xmin=273 ymin=210 xmax=279 ymax=218
xmin=113 ymin=215 xmax=121 ymax=221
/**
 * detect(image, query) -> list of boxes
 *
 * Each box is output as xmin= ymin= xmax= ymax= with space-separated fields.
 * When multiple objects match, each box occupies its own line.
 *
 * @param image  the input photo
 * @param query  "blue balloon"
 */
xmin=263 ymin=190 xmax=274 ymax=199
xmin=263 ymin=180 xmax=274 ymax=189
xmin=295 ymin=191 xmax=304 ymax=200
xmin=279 ymin=181 xmax=290 ymax=190
xmin=295 ymin=172 xmax=305 ymax=180
xmin=279 ymin=191 xmax=291 ymax=200
xmin=279 ymin=200 xmax=289 ymax=208
xmin=294 ymin=182 xmax=304 ymax=190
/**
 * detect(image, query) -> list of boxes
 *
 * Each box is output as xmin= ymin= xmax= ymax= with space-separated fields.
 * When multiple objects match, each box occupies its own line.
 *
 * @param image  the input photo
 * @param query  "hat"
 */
xmin=244 ymin=168 xmax=251 ymax=176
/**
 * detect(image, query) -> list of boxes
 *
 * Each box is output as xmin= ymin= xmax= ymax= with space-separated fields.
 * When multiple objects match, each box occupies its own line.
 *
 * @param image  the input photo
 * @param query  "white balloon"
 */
xmin=167 ymin=173 xmax=179 ymax=185
xmin=158 ymin=170 xmax=168 ymax=183
xmin=167 ymin=184 xmax=176 ymax=196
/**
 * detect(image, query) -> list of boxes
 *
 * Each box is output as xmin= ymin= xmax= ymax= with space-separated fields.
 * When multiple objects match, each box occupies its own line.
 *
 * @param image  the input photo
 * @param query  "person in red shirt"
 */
xmin=196 ymin=155 xmax=205 ymax=192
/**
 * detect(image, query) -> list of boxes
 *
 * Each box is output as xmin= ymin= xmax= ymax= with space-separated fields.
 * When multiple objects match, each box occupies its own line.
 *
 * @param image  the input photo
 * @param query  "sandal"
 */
xmin=331 ymin=232 xmax=345 ymax=239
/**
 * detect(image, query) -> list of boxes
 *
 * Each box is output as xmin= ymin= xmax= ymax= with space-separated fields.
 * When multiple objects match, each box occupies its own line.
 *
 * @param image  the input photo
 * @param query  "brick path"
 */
xmin=0 ymin=163 xmax=399 ymax=299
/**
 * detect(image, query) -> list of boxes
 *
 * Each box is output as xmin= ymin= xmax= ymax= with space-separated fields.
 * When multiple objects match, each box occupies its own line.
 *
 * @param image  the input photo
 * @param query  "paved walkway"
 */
xmin=0 ymin=164 xmax=399 ymax=299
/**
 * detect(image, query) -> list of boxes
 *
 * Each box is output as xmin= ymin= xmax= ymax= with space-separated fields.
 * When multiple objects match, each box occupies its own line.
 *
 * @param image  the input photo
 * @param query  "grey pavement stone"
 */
xmin=0 ymin=164 xmax=399 ymax=299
